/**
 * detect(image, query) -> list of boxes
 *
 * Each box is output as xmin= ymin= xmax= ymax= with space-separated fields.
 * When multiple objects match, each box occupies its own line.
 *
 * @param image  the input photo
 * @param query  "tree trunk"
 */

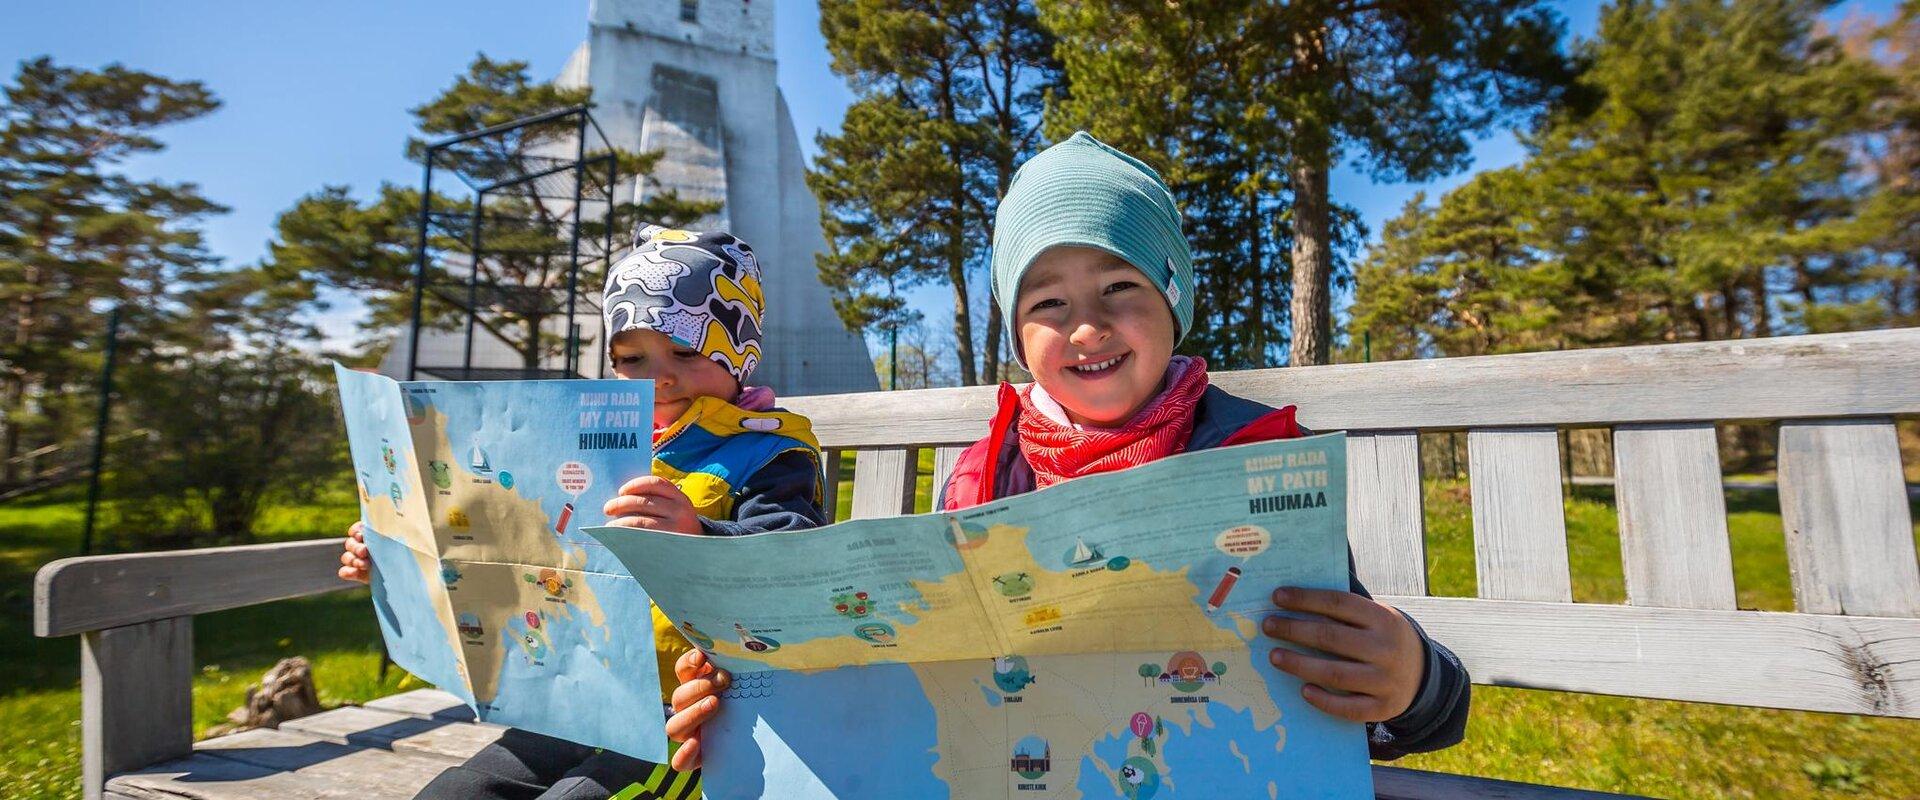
xmin=1289 ymin=156 xmax=1332 ymax=367
xmin=948 ymin=224 xmax=979 ymax=386
xmin=1288 ymin=24 xmax=1333 ymax=368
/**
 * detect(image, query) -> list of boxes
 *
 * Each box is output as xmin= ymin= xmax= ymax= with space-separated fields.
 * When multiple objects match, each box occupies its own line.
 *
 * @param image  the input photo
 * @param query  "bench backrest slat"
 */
xmin=849 ymin=448 xmax=917 ymax=519
xmin=1778 ymin=418 xmax=1920 ymax=618
xmin=1344 ymin=430 xmax=1429 ymax=596
xmin=1612 ymin=423 xmax=1737 ymax=610
xmin=1467 ymin=427 xmax=1574 ymax=602
xmin=36 ymin=539 xmax=351 ymax=638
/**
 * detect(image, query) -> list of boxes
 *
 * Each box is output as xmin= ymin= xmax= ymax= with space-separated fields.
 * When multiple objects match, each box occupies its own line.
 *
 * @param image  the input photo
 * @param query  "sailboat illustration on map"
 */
xmin=1069 ymin=537 xmax=1103 ymax=567
xmin=469 ymin=443 xmax=492 ymax=474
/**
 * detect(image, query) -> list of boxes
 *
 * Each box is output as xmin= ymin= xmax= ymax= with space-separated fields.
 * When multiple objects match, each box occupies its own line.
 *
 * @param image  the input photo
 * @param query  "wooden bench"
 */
xmin=35 ymin=328 xmax=1920 ymax=799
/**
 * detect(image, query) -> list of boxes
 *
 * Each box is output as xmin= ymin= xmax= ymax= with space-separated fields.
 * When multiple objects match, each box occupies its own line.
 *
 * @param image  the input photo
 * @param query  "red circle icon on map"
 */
xmin=525 ymin=611 xmax=540 ymax=629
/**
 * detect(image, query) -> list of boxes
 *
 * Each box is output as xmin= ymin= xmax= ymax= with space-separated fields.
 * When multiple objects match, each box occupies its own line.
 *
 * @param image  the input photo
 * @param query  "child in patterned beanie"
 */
xmin=343 ymin=224 xmax=829 ymax=800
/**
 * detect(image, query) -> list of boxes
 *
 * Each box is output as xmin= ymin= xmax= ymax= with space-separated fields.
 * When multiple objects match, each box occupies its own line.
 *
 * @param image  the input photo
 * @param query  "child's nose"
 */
xmin=1068 ymin=316 xmax=1110 ymax=347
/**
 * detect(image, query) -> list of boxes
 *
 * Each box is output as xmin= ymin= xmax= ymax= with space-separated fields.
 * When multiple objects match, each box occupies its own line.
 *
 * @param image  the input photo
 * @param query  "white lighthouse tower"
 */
xmin=560 ymin=0 xmax=878 ymax=395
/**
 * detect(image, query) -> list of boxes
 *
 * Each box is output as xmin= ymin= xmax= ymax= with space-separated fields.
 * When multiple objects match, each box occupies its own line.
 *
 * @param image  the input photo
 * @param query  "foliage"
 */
xmin=810 ymin=0 xmax=1059 ymax=385
xmin=1044 ymin=0 xmax=1570 ymax=366
xmin=0 ymin=57 xmax=224 ymax=480
xmin=264 ymin=55 xmax=714 ymax=370
xmin=1350 ymin=0 xmax=1910 ymax=359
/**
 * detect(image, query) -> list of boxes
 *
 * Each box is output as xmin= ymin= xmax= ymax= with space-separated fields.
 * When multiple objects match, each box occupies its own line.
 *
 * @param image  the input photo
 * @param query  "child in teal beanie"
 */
xmin=664 ymin=131 xmax=1471 ymax=769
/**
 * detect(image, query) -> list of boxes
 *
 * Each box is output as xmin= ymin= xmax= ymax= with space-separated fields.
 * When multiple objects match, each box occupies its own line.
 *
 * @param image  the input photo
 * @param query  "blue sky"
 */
xmin=0 ymin=1 xmax=1894 ymax=356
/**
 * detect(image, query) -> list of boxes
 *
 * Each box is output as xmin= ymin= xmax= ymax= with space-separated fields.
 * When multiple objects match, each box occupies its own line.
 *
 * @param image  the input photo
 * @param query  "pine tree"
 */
xmin=0 ymin=58 xmax=223 ymax=481
xmin=1044 ymin=0 xmax=1569 ymax=366
xmin=810 ymin=0 xmax=1058 ymax=385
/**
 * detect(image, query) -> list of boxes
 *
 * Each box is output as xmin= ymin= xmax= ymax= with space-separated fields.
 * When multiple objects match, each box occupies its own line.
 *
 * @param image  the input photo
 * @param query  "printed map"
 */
xmin=335 ymin=366 xmax=664 ymax=759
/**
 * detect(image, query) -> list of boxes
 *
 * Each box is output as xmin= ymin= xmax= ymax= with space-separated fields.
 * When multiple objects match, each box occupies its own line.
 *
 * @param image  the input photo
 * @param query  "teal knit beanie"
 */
xmin=991 ymin=131 xmax=1194 ymax=363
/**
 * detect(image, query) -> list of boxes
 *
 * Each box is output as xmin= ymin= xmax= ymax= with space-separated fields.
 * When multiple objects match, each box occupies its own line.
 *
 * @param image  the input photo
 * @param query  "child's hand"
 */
xmin=1262 ymin=587 xmax=1424 ymax=723
xmin=338 ymin=522 xmax=371 ymax=584
xmin=604 ymin=476 xmax=703 ymax=534
xmin=665 ymin=648 xmax=730 ymax=771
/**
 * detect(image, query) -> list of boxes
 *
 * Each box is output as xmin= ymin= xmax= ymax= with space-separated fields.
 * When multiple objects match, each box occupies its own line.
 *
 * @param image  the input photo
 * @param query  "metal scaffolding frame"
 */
xmin=405 ymin=106 xmax=620 ymax=381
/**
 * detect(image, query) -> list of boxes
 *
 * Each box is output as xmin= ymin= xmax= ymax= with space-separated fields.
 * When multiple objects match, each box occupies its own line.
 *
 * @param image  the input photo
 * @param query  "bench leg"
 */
xmin=82 ymin=617 xmax=193 ymax=800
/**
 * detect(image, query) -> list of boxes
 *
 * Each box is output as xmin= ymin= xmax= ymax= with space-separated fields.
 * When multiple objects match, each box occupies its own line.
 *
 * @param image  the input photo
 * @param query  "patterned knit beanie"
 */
xmin=603 ymin=224 xmax=765 ymax=383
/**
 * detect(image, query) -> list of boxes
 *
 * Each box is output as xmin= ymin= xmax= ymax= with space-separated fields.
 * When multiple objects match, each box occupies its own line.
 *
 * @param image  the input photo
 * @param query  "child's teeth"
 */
xmin=1074 ymin=356 xmax=1121 ymax=372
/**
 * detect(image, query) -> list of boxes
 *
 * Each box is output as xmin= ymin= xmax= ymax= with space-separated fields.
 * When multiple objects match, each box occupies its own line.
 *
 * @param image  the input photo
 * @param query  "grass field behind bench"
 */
xmin=5 ymin=453 xmax=1917 ymax=799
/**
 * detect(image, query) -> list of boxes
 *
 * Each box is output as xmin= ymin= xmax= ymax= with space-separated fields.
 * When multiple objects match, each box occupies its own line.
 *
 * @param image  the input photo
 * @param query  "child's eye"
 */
xmin=1104 ymin=281 xmax=1140 ymax=294
xmin=1027 ymin=298 xmax=1064 ymax=313
xmin=672 ymin=349 xmax=701 ymax=360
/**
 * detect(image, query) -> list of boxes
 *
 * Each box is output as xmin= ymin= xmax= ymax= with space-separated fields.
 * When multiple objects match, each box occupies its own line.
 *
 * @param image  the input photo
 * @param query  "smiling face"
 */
xmin=1014 ymin=246 xmax=1177 ymax=427
xmin=609 ymin=328 xmax=740 ymax=428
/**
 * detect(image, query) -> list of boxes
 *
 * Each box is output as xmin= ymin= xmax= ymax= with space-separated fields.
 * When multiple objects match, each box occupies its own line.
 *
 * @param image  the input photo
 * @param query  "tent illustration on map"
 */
xmin=333 ymin=365 xmax=665 ymax=760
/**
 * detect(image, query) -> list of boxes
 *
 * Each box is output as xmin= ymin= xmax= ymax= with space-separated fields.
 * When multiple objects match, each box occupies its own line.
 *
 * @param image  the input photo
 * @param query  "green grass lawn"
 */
xmin=5 ymin=465 xmax=1917 ymax=798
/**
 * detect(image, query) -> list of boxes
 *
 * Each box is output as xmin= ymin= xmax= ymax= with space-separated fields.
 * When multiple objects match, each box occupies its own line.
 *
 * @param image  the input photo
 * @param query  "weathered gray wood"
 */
xmin=784 ymin=328 xmax=1920 ymax=447
xmin=820 ymin=448 xmax=842 ymax=522
xmin=1373 ymin=765 xmax=1651 ymax=800
xmin=111 ymin=745 xmax=449 ymax=799
xmin=363 ymin=688 xmax=475 ymax=722
xmin=848 ymin=448 xmax=916 ymax=519
xmin=84 ymin=618 xmax=193 ymax=800
xmin=38 ymin=539 xmax=353 ymax=637
xmin=191 ymin=727 xmax=360 ymax=771
xmin=1778 ymin=418 xmax=1920 ymax=617
xmin=1346 ymin=431 xmax=1429 ymax=596
xmin=387 ymin=719 xmax=508 ymax=763
xmin=275 ymin=706 xmax=445 ymax=748
xmin=1388 ymin=595 xmax=1920 ymax=717
xmin=1467 ymin=428 xmax=1573 ymax=602
xmin=928 ymin=446 xmax=966 ymax=512
xmin=1612 ymin=423 xmax=1737 ymax=609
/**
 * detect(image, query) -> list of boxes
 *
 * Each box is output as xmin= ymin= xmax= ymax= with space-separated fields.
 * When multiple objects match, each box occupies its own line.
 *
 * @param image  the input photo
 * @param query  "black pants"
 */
xmin=414 ymin=727 xmax=699 ymax=800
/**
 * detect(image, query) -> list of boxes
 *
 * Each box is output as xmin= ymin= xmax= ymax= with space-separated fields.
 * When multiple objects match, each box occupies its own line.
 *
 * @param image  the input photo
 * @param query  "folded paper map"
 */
xmin=334 ymin=365 xmax=664 ymax=759
xmin=587 ymin=432 xmax=1370 ymax=799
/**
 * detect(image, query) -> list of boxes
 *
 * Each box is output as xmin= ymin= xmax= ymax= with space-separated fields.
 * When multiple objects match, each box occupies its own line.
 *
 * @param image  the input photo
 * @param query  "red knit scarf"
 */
xmin=1017 ymin=357 xmax=1210 ymax=488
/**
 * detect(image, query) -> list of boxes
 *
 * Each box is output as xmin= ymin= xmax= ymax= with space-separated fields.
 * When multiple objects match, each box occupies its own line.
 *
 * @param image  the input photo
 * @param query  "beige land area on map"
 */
xmin=360 ymin=406 xmax=614 ymax=705
xmin=690 ymin=523 xmax=1291 ymax=798
xmin=701 ymin=522 xmax=1251 ymax=671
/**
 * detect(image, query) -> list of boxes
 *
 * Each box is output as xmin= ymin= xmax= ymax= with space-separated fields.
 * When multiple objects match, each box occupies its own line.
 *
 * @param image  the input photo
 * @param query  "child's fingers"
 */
xmin=1300 ymin=682 xmax=1383 ymax=723
xmin=674 ymin=649 xmax=711 ymax=683
xmin=666 ymin=694 xmax=721 ymax=741
xmin=670 ymin=672 xmax=731 ymax=713
xmin=606 ymin=515 xmax=670 ymax=530
xmin=348 ymin=521 xmax=364 ymax=541
xmin=1270 ymin=587 xmax=1383 ymax=628
xmin=618 ymin=475 xmax=678 ymax=496
xmin=1268 ymin=647 xmax=1385 ymax=696
xmin=1261 ymin=615 xmax=1379 ymax=662
xmin=669 ymin=734 xmax=702 ymax=771
xmin=604 ymin=494 xmax=676 ymax=518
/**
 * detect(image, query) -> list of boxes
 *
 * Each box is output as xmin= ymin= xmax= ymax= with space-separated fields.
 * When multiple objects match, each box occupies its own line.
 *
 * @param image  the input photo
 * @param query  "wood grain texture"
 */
xmin=1612 ymin=424 xmax=1737 ymax=609
xmin=1389 ymin=595 xmax=1920 ymax=717
xmin=38 ymin=540 xmax=352 ymax=637
xmin=783 ymin=329 xmax=1920 ymax=447
xmin=83 ymin=618 xmax=193 ymax=800
xmin=1467 ymin=428 xmax=1573 ymax=602
xmin=1778 ymin=418 xmax=1920 ymax=617
xmin=1346 ymin=431 xmax=1428 ymax=596
xmin=362 ymin=689 xmax=475 ymax=722
xmin=820 ymin=448 xmax=842 ymax=522
xmin=848 ymin=448 xmax=916 ymax=519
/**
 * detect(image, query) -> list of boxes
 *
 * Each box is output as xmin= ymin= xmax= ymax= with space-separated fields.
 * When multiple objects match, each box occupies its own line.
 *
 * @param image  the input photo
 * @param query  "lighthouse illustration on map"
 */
xmin=735 ymin=622 xmax=773 ymax=652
